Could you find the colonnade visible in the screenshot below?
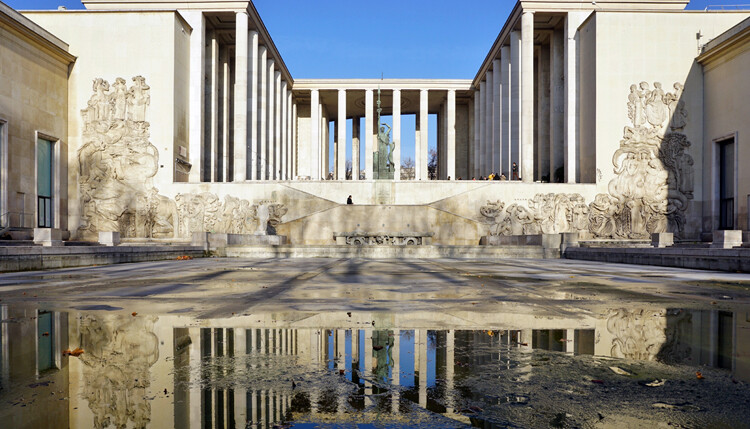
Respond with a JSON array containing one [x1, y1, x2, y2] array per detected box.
[[304, 87, 460, 181], [471, 11, 582, 183], [188, 11, 297, 183]]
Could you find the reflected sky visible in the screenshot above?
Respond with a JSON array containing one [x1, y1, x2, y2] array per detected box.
[[1, 306, 749, 428]]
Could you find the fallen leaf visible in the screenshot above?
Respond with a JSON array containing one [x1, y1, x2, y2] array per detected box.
[[131, 312, 137, 317], [41, 332, 50, 337], [591, 379, 604, 384], [696, 371, 704, 380], [609, 366, 632, 376], [63, 348, 84, 357]]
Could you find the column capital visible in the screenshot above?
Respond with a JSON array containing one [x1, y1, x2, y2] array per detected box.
[[235, 10, 249, 18]]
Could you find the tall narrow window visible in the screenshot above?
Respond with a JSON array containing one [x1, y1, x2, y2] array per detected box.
[[718, 138, 735, 230], [37, 138, 54, 228]]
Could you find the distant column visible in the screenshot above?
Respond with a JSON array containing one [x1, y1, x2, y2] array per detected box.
[[258, 46, 268, 180], [485, 71, 493, 175], [501, 45, 511, 177], [365, 89, 374, 180], [550, 29, 564, 182], [419, 89, 428, 180], [310, 89, 320, 180], [287, 91, 293, 179], [209, 30, 219, 182], [291, 101, 297, 179], [447, 89, 456, 180], [392, 89, 401, 181], [473, 92, 480, 178], [233, 13, 249, 182], [248, 31, 259, 180], [220, 44, 230, 182], [352, 116, 360, 180], [274, 70, 281, 179], [478, 80, 486, 176], [266, 60, 275, 179], [281, 80, 288, 180], [510, 31, 521, 178], [492, 58, 502, 174], [538, 42, 551, 182], [521, 11, 535, 183], [337, 89, 347, 180]]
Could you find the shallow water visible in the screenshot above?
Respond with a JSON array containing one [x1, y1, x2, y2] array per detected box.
[[1, 305, 749, 428]]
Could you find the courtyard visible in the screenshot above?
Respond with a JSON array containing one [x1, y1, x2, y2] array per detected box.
[[0, 258, 749, 427]]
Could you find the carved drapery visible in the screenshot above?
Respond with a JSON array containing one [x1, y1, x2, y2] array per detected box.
[[480, 82, 694, 239]]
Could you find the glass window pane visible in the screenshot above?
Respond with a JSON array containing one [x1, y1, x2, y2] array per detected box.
[[36, 138, 53, 198]]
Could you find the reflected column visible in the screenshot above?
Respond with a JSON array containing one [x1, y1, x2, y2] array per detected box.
[[364, 328, 373, 407], [445, 330, 455, 413], [234, 329, 247, 428], [417, 329, 428, 408], [392, 329, 400, 413], [188, 327, 201, 428]]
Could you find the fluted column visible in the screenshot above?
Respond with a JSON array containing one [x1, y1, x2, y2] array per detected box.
[[310, 89, 320, 180], [233, 13, 249, 181], [419, 89, 428, 180], [257, 46, 267, 180], [522, 11, 535, 183], [492, 59, 502, 174], [392, 89, 401, 181], [478, 80, 486, 176], [501, 45, 511, 177], [337, 89, 347, 180], [447, 89, 456, 180], [248, 31, 258, 180], [364, 90, 374, 180]]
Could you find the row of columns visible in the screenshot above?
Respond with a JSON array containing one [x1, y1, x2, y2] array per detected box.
[[472, 11, 579, 183], [188, 11, 297, 183], [309, 89, 456, 180]]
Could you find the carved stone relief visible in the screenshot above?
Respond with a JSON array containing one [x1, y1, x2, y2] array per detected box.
[[480, 82, 694, 240], [605, 308, 692, 362], [77, 76, 174, 240], [77, 314, 160, 428], [174, 192, 287, 237]]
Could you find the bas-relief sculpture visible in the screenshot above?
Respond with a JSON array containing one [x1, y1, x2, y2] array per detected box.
[[174, 193, 287, 236], [77, 76, 287, 240], [605, 308, 692, 362], [481, 82, 694, 239], [77, 314, 160, 429]]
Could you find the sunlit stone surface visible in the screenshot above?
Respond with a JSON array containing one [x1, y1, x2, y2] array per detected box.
[[1, 258, 749, 427]]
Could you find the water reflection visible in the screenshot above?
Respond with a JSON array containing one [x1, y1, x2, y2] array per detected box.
[[0, 306, 749, 428]]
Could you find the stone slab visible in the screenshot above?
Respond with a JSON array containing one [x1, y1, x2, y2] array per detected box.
[[33, 228, 63, 247], [651, 232, 674, 248], [225, 244, 554, 259], [99, 231, 121, 246], [711, 230, 743, 249]]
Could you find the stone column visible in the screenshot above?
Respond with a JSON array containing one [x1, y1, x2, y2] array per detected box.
[[447, 89, 456, 180], [445, 330, 455, 413], [510, 31, 521, 179], [291, 101, 297, 179], [187, 12, 205, 183], [337, 89, 347, 180], [234, 329, 247, 428], [188, 328, 202, 428], [233, 13, 249, 182], [419, 89, 429, 180], [538, 42, 551, 181], [417, 329, 428, 408], [281, 81, 288, 180], [392, 89, 401, 181], [485, 71, 494, 174], [266, 60, 275, 179], [392, 329, 401, 413], [258, 46, 268, 180], [564, 12, 582, 184], [473, 92, 480, 177], [365, 90, 374, 180], [248, 31, 259, 180], [274, 70, 281, 179], [551, 29, 564, 182], [493, 59, 502, 174], [221, 44, 230, 182], [478, 81, 485, 176], [209, 30, 219, 182], [501, 45, 511, 176], [352, 116, 360, 180], [521, 12, 535, 183], [310, 89, 320, 180]]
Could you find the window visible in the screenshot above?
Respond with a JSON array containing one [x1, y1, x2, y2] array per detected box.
[[37, 310, 56, 373], [36, 137, 54, 228], [718, 138, 735, 230]]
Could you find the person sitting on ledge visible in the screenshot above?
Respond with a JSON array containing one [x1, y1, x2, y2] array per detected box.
[[347, 195, 353, 205]]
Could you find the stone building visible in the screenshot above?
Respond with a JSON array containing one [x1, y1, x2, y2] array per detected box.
[[0, 2, 75, 238], [4, 0, 749, 245]]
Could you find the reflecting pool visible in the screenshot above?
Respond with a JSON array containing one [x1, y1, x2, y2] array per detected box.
[[1, 305, 749, 428]]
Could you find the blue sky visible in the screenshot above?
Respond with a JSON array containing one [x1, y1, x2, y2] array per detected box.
[[8, 0, 748, 171]]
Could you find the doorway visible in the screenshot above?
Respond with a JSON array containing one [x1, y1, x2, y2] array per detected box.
[[718, 138, 735, 230]]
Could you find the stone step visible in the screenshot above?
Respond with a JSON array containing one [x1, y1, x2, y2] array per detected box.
[[225, 244, 559, 259]]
